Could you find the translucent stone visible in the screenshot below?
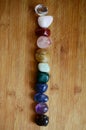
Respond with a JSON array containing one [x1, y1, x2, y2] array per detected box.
[[37, 36, 52, 48], [35, 103, 48, 114], [35, 4, 48, 16]]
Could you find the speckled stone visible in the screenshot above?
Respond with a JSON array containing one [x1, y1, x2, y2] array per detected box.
[[35, 49, 49, 63], [37, 71, 50, 83]]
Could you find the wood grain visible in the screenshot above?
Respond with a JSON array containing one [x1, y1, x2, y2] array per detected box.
[[0, 0, 86, 130]]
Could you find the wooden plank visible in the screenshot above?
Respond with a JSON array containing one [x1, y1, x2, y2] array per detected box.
[[0, 0, 86, 130]]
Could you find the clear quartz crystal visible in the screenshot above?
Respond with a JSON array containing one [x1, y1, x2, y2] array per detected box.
[[35, 4, 48, 16]]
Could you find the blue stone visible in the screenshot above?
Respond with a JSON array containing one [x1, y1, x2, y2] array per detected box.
[[36, 83, 48, 93], [34, 93, 49, 102]]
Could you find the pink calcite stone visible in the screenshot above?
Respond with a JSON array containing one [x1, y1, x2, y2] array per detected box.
[[37, 36, 52, 48]]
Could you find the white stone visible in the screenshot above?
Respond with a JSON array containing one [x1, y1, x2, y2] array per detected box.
[[38, 63, 50, 73], [38, 16, 53, 28]]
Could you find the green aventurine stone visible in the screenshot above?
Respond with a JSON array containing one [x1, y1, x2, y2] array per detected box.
[[37, 71, 49, 83]]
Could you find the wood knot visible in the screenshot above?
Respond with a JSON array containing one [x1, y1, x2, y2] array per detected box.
[[50, 84, 59, 91], [60, 45, 69, 55], [74, 86, 82, 94], [16, 105, 23, 112], [6, 90, 16, 97]]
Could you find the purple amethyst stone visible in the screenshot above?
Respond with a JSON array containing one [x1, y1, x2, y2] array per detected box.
[[35, 103, 48, 114]]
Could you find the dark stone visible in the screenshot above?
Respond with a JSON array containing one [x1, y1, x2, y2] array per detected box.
[[35, 114, 49, 126], [37, 71, 50, 83], [36, 28, 51, 37]]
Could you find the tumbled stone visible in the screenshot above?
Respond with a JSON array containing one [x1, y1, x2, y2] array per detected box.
[[37, 36, 52, 48], [38, 16, 53, 28], [35, 28, 51, 37], [35, 49, 49, 63], [35, 114, 49, 126], [34, 93, 49, 102], [35, 4, 48, 16], [38, 63, 50, 73], [35, 103, 48, 114], [36, 83, 48, 93], [37, 71, 50, 83]]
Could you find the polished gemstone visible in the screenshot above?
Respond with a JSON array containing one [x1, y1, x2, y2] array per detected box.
[[38, 16, 53, 28], [34, 93, 49, 102], [35, 103, 48, 114], [37, 36, 52, 48], [36, 28, 50, 37], [36, 83, 48, 93], [35, 114, 49, 126], [35, 4, 48, 16], [38, 63, 50, 73], [37, 71, 49, 83], [35, 49, 49, 63]]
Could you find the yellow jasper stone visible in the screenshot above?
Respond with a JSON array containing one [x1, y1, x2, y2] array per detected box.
[[35, 49, 49, 62]]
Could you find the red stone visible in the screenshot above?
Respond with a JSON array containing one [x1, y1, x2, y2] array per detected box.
[[35, 28, 51, 37]]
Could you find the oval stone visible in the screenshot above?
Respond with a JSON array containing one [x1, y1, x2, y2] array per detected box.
[[37, 71, 50, 83], [34, 93, 49, 102], [36, 28, 51, 37], [35, 103, 48, 114], [37, 36, 52, 48], [35, 49, 49, 63], [36, 83, 48, 93], [38, 63, 50, 73], [35, 114, 49, 126]]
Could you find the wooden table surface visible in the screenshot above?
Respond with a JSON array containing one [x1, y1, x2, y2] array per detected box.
[[0, 0, 86, 130]]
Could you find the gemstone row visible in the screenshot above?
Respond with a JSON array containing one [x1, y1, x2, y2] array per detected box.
[[34, 4, 53, 126]]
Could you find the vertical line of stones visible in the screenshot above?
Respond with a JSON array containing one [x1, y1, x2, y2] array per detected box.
[[34, 4, 53, 126]]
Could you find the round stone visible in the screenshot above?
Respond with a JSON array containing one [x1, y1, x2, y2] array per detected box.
[[38, 16, 53, 28], [38, 63, 50, 73], [35, 114, 49, 126], [37, 36, 52, 48], [35, 4, 48, 16], [35, 49, 49, 63], [35, 28, 51, 37], [34, 93, 49, 102], [37, 71, 50, 83], [36, 83, 48, 93], [35, 103, 48, 114]]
